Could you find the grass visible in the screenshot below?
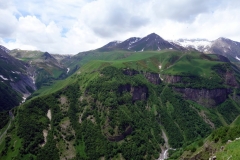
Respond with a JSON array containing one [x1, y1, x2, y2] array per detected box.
[[231, 116, 240, 126], [0, 121, 23, 160], [9, 49, 44, 61], [161, 53, 223, 77], [216, 140, 240, 160], [30, 49, 229, 108], [75, 136, 87, 158]]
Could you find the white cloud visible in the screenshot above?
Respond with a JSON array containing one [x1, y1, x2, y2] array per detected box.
[[1, 0, 240, 54], [0, 9, 18, 37]]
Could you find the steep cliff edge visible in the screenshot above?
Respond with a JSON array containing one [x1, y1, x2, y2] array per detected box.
[[162, 75, 182, 84], [123, 68, 161, 85], [173, 87, 230, 107], [118, 84, 148, 102]]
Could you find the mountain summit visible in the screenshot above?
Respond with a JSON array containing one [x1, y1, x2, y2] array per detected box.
[[100, 33, 185, 51]]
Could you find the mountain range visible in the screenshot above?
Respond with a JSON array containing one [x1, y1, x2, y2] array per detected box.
[[1, 33, 240, 160]]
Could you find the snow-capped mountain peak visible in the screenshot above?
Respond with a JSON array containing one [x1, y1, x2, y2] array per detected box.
[[171, 39, 212, 52]]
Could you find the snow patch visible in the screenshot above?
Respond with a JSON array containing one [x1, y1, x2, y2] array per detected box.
[[236, 56, 240, 61], [67, 68, 70, 74], [0, 75, 8, 80], [171, 39, 211, 52], [22, 97, 26, 103], [21, 94, 29, 104], [129, 38, 141, 46], [158, 46, 161, 51], [30, 75, 35, 84], [140, 48, 144, 52]]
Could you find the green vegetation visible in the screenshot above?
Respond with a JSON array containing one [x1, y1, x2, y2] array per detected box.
[[0, 111, 9, 129], [1, 48, 240, 159], [0, 82, 22, 111]]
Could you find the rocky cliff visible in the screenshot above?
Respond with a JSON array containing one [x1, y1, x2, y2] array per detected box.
[[162, 75, 182, 83], [118, 84, 148, 102], [123, 69, 161, 85], [224, 71, 239, 87], [174, 87, 230, 107], [143, 72, 161, 85], [105, 126, 133, 142]]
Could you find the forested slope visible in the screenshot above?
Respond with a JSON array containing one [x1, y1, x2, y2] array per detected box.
[[1, 50, 240, 160]]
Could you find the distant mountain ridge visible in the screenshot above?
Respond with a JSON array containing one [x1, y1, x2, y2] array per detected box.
[[99, 33, 185, 51], [172, 37, 240, 61], [99, 33, 240, 63], [0, 45, 36, 111]]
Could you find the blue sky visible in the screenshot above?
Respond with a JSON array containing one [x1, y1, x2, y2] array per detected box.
[[0, 0, 240, 54]]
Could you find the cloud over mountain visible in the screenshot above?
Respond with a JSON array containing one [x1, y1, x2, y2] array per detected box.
[[0, 0, 240, 54]]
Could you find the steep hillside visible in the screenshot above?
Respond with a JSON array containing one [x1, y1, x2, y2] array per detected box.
[[173, 37, 240, 63], [0, 45, 36, 111], [178, 115, 240, 160], [64, 33, 185, 75], [9, 49, 69, 88], [1, 49, 240, 160], [209, 37, 240, 62]]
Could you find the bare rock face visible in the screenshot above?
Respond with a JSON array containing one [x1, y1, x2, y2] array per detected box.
[[174, 88, 230, 107], [10, 74, 36, 96], [132, 86, 148, 101], [225, 71, 239, 87], [118, 84, 148, 102], [143, 72, 161, 85], [163, 75, 182, 83], [123, 69, 139, 76], [123, 69, 161, 85], [106, 126, 133, 142]]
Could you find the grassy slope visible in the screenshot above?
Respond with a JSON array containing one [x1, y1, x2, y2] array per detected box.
[[47, 50, 228, 99]]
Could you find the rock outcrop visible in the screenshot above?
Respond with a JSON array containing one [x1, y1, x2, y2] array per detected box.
[[224, 71, 239, 87], [174, 87, 231, 107], [143, 72, 161, 85], [123, 69, 139, 76], [106, 126, 133, 142], [118, 84, 148, 102], [162, 75, 182, 84], [10, 74, 36, 96], [123, 69, 161, 85]]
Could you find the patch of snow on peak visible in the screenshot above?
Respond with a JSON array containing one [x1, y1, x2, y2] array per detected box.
[[128, 38, 141, 46], [0, 75, 8, 80], [171, 39, 212, 52], [236, 56, 240, 61], [67, 68, 70, 74], [139, 48, 144, 52], [113, 40, 122, 43]]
